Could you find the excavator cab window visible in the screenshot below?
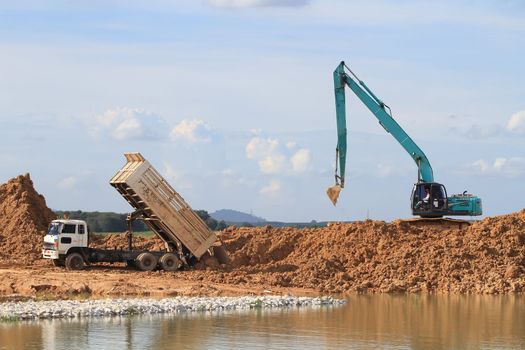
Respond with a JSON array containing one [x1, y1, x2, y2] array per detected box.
[[412, 183, 447, 215]]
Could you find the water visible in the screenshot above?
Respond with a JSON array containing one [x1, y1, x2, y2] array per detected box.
[[1, 295, 524, 350]]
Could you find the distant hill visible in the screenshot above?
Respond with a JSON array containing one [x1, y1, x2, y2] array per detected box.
[[210, 209, 266, 224]]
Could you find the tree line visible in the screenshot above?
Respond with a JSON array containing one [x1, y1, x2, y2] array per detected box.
[[55, 210, 227, 232]]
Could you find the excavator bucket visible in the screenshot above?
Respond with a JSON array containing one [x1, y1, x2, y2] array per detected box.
[[326, 184, 342, 206]]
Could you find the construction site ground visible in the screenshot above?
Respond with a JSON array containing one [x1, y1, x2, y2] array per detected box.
[[0, 264, 320, 300], [1, 174, 524, 300]]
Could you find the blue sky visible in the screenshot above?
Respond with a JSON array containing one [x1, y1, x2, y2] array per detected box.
[[0, 0, 524, 221]]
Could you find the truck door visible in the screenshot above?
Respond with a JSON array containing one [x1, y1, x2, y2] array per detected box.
[[59, 223, 78, 254], [77, 223, 88, 247]]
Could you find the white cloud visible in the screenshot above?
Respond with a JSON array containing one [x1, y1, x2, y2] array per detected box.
[[207, 0, 309, 9], [507, 110, 525, 134], [449, 110, 525, 139], [259, 154, 286, 173], [246, 136, 312, 174], [57, 176, 77, 190], [260, 180, 282, 197], [291, 148, 311, 172], [246, 137, 286, 174], [464, 157, 525, 178], [170, 118, 213, 143], [94, 107, 168, 141]]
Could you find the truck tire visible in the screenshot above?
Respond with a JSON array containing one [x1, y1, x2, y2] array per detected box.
[[135, 252, 158, 271], [159, 253, 181, 272], [52, 259, 65, 267], [65, 253, 85, 270]]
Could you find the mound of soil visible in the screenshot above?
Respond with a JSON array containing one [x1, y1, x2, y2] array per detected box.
[[90, 234, 165, 251], [197, 210, 525, 294], [0, 174, 56, 264]]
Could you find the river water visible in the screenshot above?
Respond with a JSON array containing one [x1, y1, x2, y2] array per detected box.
[[1, 295, 524, 350]]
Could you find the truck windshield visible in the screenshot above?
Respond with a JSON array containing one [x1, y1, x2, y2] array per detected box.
[[48, 222, 61, 235]]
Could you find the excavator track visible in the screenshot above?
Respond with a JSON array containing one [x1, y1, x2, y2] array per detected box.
[[396, 217, 473, 230]]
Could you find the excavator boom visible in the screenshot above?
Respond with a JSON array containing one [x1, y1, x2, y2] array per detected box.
[[327, 61, 482, 217], [328, 61, 434, 205]]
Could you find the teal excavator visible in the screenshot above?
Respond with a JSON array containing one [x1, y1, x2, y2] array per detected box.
[[327, 61, 482, 218]]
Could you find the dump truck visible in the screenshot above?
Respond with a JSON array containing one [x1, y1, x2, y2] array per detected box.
[[42, 152, 228, 270]]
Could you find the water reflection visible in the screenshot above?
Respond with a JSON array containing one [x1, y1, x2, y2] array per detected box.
[[1, 295, 524, 350]]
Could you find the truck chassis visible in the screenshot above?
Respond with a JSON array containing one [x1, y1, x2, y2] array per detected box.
[[50, 246, 183, 271]]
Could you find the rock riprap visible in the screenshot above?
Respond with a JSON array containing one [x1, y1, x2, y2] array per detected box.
[[0, 296, 345, 320]]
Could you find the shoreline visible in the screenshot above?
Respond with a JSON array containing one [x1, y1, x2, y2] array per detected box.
[[1, 265, 524, 303], [0, 295, 346, 321]]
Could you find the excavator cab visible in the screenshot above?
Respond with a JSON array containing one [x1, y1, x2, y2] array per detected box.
[[411, 182, 448, 217]]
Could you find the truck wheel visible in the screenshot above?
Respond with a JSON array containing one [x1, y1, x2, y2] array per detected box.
[[52, 259, 65, 267], [65, 253, 85, 270], [135, 252, 158, 271], [159, 253, 181, 272]]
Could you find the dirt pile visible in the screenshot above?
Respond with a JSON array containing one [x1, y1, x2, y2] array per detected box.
[[0, 174, 56, 264], [90, 234, 165, 251], [198, 211, 525, 294]]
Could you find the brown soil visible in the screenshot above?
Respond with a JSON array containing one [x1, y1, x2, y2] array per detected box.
[[0, 173, 524, 299], [209, 212, 525, 294], [0, 174, 56, 264], [89, 234, 165, 251]]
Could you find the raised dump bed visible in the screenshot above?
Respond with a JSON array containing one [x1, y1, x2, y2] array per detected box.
[[110, 153, 218, 259]]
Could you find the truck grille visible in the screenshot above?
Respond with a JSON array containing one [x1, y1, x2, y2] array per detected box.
[[43, 242, 55, 250]]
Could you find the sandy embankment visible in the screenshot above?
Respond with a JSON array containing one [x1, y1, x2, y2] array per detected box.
[[0, 174, 524, 300]]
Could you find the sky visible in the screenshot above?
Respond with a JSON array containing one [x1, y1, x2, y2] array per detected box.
[[0, 0, 524, 222]]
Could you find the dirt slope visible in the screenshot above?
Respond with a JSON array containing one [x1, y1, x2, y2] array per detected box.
[[0, 174, 56, 264], [207, 212, 525, 294]]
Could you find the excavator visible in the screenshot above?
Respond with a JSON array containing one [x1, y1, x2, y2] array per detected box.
[[327, 61, 482, 218]]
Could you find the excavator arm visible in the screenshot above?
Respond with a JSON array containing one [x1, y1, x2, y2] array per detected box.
[[327, 61, 434, 205]]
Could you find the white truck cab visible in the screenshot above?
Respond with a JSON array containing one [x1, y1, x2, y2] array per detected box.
[[42, 219, 89, 263]]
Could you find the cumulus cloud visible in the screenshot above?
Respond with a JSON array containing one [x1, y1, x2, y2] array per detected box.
[[94, 107, 168, 141], [507, 110, 525, 134], [244, 137, 309, 200], [170, 118, 213, 143], [207, 0, 309, 9], [451, 110, 525, 139], [259, 180, 282, 197], [246, 137, 286, 174], [464, 157, 525, 178], [291, 148, 311, 172], [246, 136, 311, 174]]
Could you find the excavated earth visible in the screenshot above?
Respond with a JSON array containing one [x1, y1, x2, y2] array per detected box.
[[0, 173, 524, 299], [0, 174, 56, 264]]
